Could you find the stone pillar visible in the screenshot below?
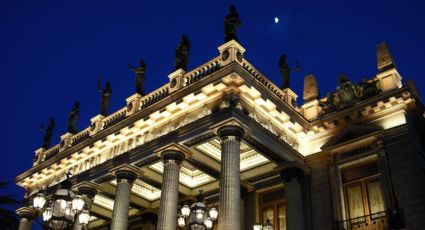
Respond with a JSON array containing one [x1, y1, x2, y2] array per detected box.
[[242, 190, 256, 229], [16, 207, 35, 230], [73, 186, 98, 230], [156, 150, 185, 230], [217, 125, 245, 230], [111, 170, 137, 230], [280, 167, 305, 230]]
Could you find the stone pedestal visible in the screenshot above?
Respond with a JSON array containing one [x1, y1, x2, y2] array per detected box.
[[60, 132, 74, 151], [376, 68, 402, 92], [126, 93, 143, 116], [217, 40, 246, 67], [111, 170, 137, 230], [156, 150, 185, 230], [168, 69, 186, 93], [301, 99, 319, 120], [33, 148, 46, 166], [89, 114, 105, 136], [282, 88, 298, 108], [217, 125, 245, 230]]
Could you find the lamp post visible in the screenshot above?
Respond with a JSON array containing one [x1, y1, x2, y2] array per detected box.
[[253, 218, 273, 230], [32, 175, 92, 229], [177, 191, 218, 230]]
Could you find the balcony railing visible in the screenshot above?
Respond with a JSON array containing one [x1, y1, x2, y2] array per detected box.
[[336, 211, 388, 230]]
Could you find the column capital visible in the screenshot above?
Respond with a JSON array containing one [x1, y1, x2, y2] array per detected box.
[[155, 143, 192, 160], [73, 181, 101, 199], [78, 186, 98, 199], [161, 150, 185, 165], [110, 165, 143, 183], [16, 207, 36, 220], [115, 170, 138, 183], [217, 125, 245, 140], [275, 161, 309, 183]]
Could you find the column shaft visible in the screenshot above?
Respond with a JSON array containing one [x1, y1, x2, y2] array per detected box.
[[111, 171, 137, 230], [16, 207, 35, 230], [285, 177, 304, 230], [73, 216, 82, 230], [156, 151, 184, 230], [218, 126, 244, 230], [156, 161, 181, 230], [73, 187, 97, 230], [18, 218, 32, 230]]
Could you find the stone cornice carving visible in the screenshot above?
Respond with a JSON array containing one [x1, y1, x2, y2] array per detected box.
[[16, 43, 420, 192]]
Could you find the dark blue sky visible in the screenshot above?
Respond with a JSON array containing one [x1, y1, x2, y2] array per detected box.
[[1, 0, 424, 217]]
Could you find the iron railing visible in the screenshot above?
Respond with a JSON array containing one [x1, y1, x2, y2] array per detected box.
[[336, 211, 388, 230]]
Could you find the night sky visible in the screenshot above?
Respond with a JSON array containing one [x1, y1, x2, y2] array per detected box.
[[1, 0, 424, 223]]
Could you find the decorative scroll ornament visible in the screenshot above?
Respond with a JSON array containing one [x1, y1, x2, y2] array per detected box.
[[320, 74, 381, 113]]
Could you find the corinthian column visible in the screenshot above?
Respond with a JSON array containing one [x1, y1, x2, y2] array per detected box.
[[16, 207, 35, 230], [73, 186, 98, 230], [156, 150, 185, 230], [217, 125, 245, 230], [111, 170, 137, 230]]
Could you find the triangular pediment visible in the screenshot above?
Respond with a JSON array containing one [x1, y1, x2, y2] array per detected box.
[[321, 125, 382, 150]]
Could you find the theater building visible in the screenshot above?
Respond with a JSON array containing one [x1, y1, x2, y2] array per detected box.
[[14, 39, 425, 230]]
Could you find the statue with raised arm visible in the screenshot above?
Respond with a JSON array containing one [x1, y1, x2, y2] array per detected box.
[[41, 117, 55, 149], [68, 101, 80, 134], [128, 59, 147, 96], [278, 54, 301, 89], [97, 76, 112, 116], [223, 5, 242, 42], [175, 35, 191, 71]]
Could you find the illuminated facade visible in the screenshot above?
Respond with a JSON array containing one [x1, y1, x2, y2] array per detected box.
[[15, 40, 425, 230]]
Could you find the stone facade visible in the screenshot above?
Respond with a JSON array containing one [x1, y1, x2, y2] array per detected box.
[[15, 40, 425, 230]]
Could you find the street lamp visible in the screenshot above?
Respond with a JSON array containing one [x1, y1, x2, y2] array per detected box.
[[253, 218, 273, 230], [33, 174, 92, 229], [178, 190, 218, 230]]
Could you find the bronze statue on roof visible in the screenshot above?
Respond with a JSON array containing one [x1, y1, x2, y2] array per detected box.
[[97, 76, 112, 116], [41, 117, 55, 149], [278, 54, 300, 89], [68, 101, 80, 134], [175, 35, 191, 71], [128, 59, 147, 96], [223, 5, 242, 42]]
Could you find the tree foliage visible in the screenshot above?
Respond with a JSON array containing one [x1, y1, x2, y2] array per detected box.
[[0, 180, 20, 230]]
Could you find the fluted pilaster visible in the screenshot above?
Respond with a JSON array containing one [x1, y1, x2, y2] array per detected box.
[[280, 166, 305, 230], [217, 125, 244, 230], [156, 150, 185, 230], [111, 170, 137, 230]]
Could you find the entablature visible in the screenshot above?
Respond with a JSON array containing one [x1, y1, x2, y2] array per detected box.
[[16, 41, 420, 193]]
